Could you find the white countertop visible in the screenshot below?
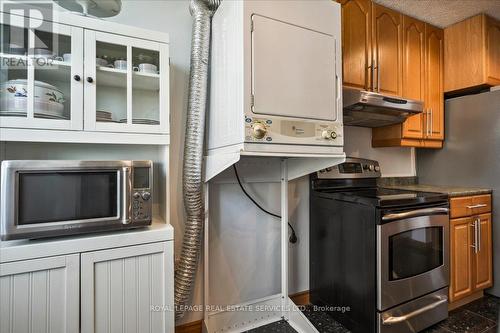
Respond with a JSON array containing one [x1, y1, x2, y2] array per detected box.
[[0, 219, 173, 263]]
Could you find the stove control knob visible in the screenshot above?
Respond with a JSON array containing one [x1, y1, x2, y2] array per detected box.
[[363, 164, 369, 170], [330, 131, 337, 139], [321, 130, 331, 139], [374, 165, 380, 172], [141, 192, 151, 201], [252, 123, 267, 139], [369, 165, 375, 171], [133, 192, 141, 199]]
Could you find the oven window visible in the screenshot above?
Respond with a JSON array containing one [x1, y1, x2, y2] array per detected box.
[[18, 171, 118, 225], [389, 227, 443, 281]]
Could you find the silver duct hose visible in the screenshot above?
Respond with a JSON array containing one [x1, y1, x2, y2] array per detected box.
[[175, 0, 221, 320]]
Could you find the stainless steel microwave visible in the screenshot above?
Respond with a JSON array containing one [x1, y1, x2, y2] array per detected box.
[[0, 160, 153, 240]]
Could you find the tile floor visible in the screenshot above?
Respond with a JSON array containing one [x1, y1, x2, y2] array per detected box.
[[248, 294, 500, 333]]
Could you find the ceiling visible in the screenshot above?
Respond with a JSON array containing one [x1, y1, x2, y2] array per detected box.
[[373, 0, 500, 28]]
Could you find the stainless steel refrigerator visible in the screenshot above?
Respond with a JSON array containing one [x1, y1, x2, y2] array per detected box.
[[417, 88, 500, 296]]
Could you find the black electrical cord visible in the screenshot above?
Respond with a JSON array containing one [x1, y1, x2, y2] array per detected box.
[[233, 165, 298, 244]]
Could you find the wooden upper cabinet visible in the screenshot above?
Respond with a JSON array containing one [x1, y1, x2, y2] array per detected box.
[[486, 16, 500, 84], [444, 14, 500, 94], [339, 0, 372, 90], [401, 16, 425, 139], [372, 4, 402, 97], [425, 24, 444, 140]]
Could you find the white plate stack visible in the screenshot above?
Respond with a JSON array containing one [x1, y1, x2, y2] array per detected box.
[[119, 118, 160, 125], [96, 110, 118, 122]]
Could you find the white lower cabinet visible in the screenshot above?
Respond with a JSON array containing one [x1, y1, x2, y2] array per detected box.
[[0, 241, 174, 333], [81, 242, 174, 333], [0, 254, 80, 333]]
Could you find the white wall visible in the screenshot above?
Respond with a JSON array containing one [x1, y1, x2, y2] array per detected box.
[[344, 126, 416, 177], [102, 0, 416, 325]]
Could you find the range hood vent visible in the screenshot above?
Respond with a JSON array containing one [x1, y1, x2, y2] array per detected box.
[[343, 88, 423, 128]]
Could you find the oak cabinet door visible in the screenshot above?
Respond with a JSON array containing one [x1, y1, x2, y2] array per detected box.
[[339, 0, 372, 90], [425, 24, 444, 140], [486, 17, 500, 84], [372, 4, 402, 96], [450, 217, 473, 302], [473, 213, 493, 290], [402, 15, 425, 139]]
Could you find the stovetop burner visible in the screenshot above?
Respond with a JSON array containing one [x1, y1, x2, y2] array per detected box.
[[311, 157, 449, 208], [315, 186, 448, 208]]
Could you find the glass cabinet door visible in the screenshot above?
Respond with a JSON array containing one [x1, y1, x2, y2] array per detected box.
[[0, 15, 83, 130], [84, 30, 168, 134]]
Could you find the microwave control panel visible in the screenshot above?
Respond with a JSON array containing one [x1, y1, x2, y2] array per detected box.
[[244, 115, 342, 146], [132, 190, 152, 222]]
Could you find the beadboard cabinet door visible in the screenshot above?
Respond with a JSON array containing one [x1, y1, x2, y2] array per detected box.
[[81, 241, 174, 333], [0, 254, 80, 333]]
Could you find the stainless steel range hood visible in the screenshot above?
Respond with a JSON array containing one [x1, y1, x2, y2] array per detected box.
[[343, 88, 423, 128]]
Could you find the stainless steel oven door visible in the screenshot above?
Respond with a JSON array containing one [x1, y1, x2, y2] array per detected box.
[[377, 207, 449, 311]]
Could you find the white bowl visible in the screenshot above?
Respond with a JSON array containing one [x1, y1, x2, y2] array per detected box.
[[1, 79, 65, 104]]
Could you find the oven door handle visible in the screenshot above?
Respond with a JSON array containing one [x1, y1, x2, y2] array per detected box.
[[382, 207, 449, 222], [382, 298, 448, 325], [382, 297, 448, 325]]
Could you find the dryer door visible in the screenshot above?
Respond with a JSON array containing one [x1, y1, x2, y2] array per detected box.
[[251, 14, 339, 121]]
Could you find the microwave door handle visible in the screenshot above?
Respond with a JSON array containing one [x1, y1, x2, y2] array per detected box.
[[382, 207, 449, 222], [122, 167, 132, 225]]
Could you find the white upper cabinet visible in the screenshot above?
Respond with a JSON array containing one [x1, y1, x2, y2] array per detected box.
[[84, 31, 169, 134], [0, 17, 84, 130], [0, 7, 169, 144]]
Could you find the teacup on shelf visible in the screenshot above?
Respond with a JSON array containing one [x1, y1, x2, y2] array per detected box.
[[133, 63, 158, 74]]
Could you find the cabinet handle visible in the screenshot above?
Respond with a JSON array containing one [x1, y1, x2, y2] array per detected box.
[[86, 77, 94, 83], [466, 204, 487, 209], [73, 75, 81, 82], [471, 219, 479, 254], [477, 217, 482, 253], [377, 63, 380, 93], [430, 108, 433, 136], [426, 109, 430, 137], [367, 65, 372, 91]]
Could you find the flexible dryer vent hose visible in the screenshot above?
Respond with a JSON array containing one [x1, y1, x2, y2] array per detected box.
[[175, 0, 221, 320]]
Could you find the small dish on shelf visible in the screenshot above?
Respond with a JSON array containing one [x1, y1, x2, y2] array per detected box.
[[119, 118, 160, 125]]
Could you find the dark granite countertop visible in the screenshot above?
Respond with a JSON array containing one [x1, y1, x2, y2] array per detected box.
[[381, 184, 492, 198]]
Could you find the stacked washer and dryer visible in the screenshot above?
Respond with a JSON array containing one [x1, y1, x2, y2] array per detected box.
[[201, 1, 345, 332]]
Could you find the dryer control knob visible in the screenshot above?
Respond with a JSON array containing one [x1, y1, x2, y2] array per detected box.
[[253, 123, 267, 139]]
